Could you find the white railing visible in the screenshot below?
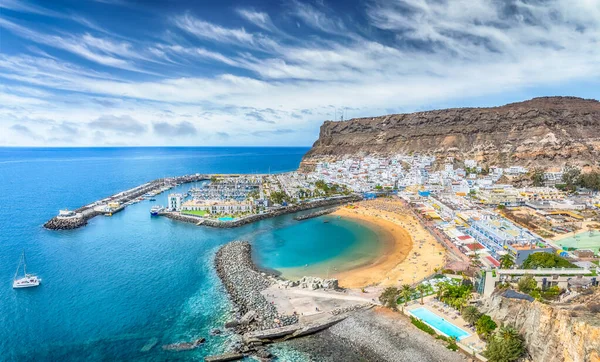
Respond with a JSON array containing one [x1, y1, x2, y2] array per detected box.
[[495, 268, 591, 275]]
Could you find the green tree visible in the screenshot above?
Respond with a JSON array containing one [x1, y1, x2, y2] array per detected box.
[[485, 326, 526, 362], [499, 254, 515, 269], [578, 171, 600, 191], [269, 191, 289, 205], [562, 166, 581, 192], [436, 281, 448, 299], [461, 306, 482, 325], [416, 284, 427, 305], [517, 275, 538, 293], [476, 315, 498, 340], [521, 252, 576, 269], [378, 287, 400, 310], [401, 284, 414, 307], [530, 168, 545, 187]]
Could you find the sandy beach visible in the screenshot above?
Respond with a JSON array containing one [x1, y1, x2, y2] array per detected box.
[[331, 199, 446, 289]]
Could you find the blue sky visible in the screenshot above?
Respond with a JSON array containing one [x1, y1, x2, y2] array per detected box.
[[1, 0, 599, 146]]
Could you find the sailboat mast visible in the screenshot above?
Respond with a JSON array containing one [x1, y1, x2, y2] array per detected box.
[[22, 252, 27, 276], [14, 253, 23, 280]]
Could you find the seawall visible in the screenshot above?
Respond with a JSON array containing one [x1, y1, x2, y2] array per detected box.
[[214, 241, 298, 333], [293, 207, 339, 221], [164, 195, 362, 228]]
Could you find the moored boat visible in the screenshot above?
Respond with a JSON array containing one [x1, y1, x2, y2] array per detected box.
[[150, 205, 164, 216], [13, 252, 41, 289]]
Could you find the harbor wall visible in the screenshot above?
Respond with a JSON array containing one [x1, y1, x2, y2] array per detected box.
[[44, 174, 208, 230], [293, 207, 339, 221], [164, 195, 362, 228]]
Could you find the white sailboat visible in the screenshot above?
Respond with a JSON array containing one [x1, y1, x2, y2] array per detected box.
[[13, 252, 41, 289]]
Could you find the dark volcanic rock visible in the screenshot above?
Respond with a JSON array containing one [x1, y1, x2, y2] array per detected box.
[[214, 241, 298, 333], [302, 97, 600, 169]]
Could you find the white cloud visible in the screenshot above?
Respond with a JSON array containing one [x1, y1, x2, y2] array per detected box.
[[1, 0, 599, 146], [235, 8, 276, 32]]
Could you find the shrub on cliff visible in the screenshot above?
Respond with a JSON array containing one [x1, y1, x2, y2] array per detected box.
[[461, 306, 482, 325], [484, 326, 526, 362], [517, 275, 538, 293], [379, 287, 400, 310], [476, 314, 497, 340]]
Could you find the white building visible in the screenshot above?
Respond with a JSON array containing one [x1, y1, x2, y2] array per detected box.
[[168, 193, 183, 211], [465, 159, 477, 168], [181, 199, 253, 214]]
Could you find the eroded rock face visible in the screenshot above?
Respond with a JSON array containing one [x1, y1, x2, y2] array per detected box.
[[480, 292, 600, 362], [302, 97, 600, 169]]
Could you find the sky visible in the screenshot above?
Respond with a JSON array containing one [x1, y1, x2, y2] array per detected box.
[[0, 0, 599, 147]]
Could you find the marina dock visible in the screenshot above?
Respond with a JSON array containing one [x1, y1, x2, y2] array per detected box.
[[44, 174, 209, 230]]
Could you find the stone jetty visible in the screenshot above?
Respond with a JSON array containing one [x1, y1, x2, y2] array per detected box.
[[293, 207, 338, 221], [215, 241, 298, 333], [43, 213, 94, 230]]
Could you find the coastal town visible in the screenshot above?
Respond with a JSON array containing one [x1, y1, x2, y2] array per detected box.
[[42, 153, 600, 361]]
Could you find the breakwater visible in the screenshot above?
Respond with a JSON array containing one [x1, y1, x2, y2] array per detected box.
[[215, 241, 298, 333], [213, 241, 376, 361], [164, 195, 362, 229], [44, 174, 208, 230], [293, 207, 339, 221]]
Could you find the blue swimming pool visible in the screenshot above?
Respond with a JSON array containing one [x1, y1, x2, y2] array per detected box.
[[409, 307, 470, 340], [218, 216, 234, 221]]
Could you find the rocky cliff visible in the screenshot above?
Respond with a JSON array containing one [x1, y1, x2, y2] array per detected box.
[[481, 290, 600, 362], [302, 97, 600, 169]]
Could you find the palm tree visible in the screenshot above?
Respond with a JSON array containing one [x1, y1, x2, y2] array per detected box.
[[499, 326, 520, 340], [499, 254, 515, 269], [401, 284, 413, 307], [436, 281, 448, 300], [417, 284, 427, 305]]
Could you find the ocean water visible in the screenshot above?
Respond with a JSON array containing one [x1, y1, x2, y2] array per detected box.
[[0, 147, 381, 361]]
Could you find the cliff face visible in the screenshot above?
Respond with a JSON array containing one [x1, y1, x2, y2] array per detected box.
[[302, 97, 600, 169], [481, 292, 600, 362]]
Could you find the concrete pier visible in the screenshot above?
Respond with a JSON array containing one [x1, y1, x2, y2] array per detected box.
[[44, 174, 209, 230]]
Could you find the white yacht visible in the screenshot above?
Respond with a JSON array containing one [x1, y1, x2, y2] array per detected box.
[[13, 252, 41, 289], [150, 205, 164, 216]]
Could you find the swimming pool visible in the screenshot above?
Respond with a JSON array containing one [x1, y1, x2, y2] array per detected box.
[[218, 216, 235, 221], [409, 307, 470, 340]]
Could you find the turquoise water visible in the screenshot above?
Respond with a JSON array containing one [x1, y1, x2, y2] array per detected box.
[[557, 231, 600, 253], [254, 215, 384, 279], [409, 307, 470, 340], [218, 216, 235, 221], [0, 147, 381, 361]]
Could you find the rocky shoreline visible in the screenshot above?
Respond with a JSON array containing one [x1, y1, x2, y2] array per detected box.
[[215, 241, 298, 334], [43, 214, 93, 230], [293, 207, 338, 221], [277, 308, 468, 362], [164, 195, 361, 229]]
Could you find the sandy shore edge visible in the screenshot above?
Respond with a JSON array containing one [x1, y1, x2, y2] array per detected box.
[[331, 201, 446, 289]]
